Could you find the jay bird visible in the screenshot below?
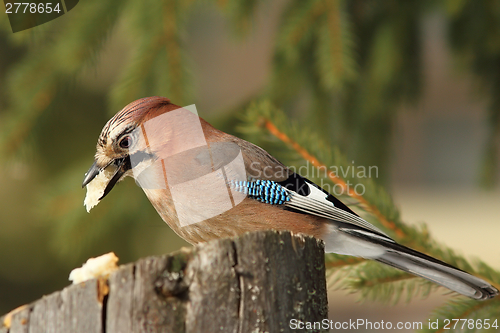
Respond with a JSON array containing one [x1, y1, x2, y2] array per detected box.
[[82, 96, 498, 300]]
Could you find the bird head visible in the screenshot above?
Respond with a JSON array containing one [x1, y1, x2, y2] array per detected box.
[[82, 96, 183, 200]]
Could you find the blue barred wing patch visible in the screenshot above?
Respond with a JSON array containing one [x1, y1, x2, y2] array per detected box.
[[229, 180, 291, 205]]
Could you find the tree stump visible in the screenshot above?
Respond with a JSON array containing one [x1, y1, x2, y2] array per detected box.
[[1, 230, 328, 333]]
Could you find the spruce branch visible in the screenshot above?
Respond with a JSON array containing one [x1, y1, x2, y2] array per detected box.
[[0, 0, 125, 159], [260, 106, 406, 239], [214, 0, 261, 36], [276, 0, 323, 59], [110, 0, 192, 111], [345, 261, 437, 304], [315, 0, 357, 90]]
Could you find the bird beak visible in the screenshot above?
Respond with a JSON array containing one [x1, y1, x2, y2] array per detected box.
[[82, 157, 129, 200], [82, 161, 100, 188]]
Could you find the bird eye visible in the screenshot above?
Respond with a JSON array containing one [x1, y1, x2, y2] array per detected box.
[[119, 136, 133, 149]]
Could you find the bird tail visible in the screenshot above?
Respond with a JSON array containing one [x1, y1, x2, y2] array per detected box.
[[373, 242, 498, 300], [334, 228, 498, 300]]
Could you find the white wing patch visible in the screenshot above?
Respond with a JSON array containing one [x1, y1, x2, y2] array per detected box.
[[283, 184, 394, 242], [305, 182, 329, 202]]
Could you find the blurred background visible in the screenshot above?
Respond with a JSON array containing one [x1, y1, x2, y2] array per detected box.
[[1, 0, 499, 331]]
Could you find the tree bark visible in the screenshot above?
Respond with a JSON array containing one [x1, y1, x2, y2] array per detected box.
[[1, 230, 328, 333]]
